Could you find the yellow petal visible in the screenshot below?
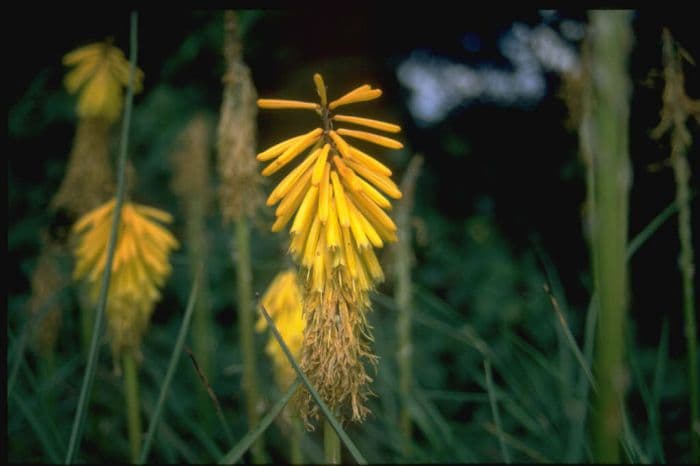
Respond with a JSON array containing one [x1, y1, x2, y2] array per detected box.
[[361, 246, 385, 282], [313, 73, 327, 106], [311, 144, 330, 186], [303, 214, 322, 268], [274, 168, 313, 219], [348, 197, 383, 248], [257, 135, 306, 162], [133, 204, 174, 223], [325, 196, 341, 250], [63, 42, 103, 66], [332, 155, 361, 192], [337, 128, 403, 149], [266, 147, 319, 206], [257, 99, 320, 110], [357, 176, 392, 210], [348, 146, 392, 177], [262, 128, 322, 176], [333, 114, 401, 133], [331, 171, 350, 227], [345, 158, 402, 199], [318, 163, 331, 223], [327, 130, 354, 159], [290, 185, 318, 236], [345, 196, 370, 250], [329, 87, 381, 110], [350, 190, 397, 233]]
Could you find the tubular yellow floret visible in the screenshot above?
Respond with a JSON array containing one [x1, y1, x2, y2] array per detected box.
[[351, 201, 383, 248], [337, 128, 404, 149], [345, 158, 402, 199], [333, 114, 401, 133], [266, 147, 319, 206], [275, 169, 313, 218], [326, 198, 341, 249], [348, 146, 392, 177], [357, 176, 392, 210], [257, 99, 320, 110], [351, 191, 397, 233], [345, 196, 370, 250], [328, 130, 354, 159], [312, 144, 330, 186], [318, 163, 331, 223], [329, 86, 382, 110], [262, 128, 323, 176], [331, 171, 350, 227], [291, 185, 319, 236], [303, 214, 322, 268], [333, 155, 361, 192], [257, 135, 305, 161], [313, 73, 327, 107]]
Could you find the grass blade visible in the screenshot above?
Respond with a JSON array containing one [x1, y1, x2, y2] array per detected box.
[[138, 269, 201, 464], [627, 199, 680, 260], [64, 11, 139, 464], [485, 360, 511, 463], [219, 378, 302, 464], [258, 303, 368, 464], [12, 392, 61, 463]]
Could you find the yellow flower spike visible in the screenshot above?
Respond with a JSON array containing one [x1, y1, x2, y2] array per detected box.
[[333, 114, 401, 133], [63, 40, 144, 123], [313, 73, 328, 107], [257, 99, 321, 110], [337, 128, 404, 150], [312, 144, 331, 186], [348, 146, 392, 177], [71, 198, 178, 358], [266, 146, 320, 206], [318, 163, 331, 223], [331, 171, 351, 227], [256, 73, 404, 426]]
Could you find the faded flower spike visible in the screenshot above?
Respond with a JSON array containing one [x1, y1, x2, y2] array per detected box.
[[63, 40, 144, 123], [72, 198, 178, 361], [256, 269, 305, 389], [257, 73, 403, 426]]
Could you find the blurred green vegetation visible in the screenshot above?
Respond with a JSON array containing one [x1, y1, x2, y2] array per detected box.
[[8, 9, 698, 464]]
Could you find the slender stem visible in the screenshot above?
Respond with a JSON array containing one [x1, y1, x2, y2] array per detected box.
[[290, 415, 303, 464], [581, 10, 634, 463], [123, 351, 142, 464], [64, 11, 138, 464], [324, 418, 341, 464], [395, 155, 423, 454], [79, 289, 95, 353], [235, 215, 264, 463]]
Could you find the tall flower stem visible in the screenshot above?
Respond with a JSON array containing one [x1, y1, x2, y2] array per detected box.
[[324, 418, 341, 464], [580, 10, 634, 463], [64, 11, 139, 464], [653, 28, 699, 463], [290, 416, 303, 464], [395, 155, 423, 455], [235, 215, 264, 463], [122, 350, 142, 464]]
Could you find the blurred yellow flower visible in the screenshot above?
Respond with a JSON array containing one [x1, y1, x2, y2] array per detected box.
[[63, 40, 144, 123], [257, 74, 403, 425], [256, 269, 305, 389], [72, 198, 178, 358]]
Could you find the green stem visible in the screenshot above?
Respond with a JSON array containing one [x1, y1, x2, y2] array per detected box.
[[290, 415, 303, 464], [79, 289, 95, 353], [235, 216, 264, 463], [64, 11, 139, 464], [324, 418, 341, 464], [123, 351, 142, 464], [395, 155, 423, 455], [581, 10, 634, 463]]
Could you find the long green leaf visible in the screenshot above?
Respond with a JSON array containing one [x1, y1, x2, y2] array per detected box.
[[485, 360, 511, 463], [138, 269, 201, 464], [12, 392, 61, 463], [64, 11, 139, 464], [219, 379, 301, 465], [257, 303, 368, 464]]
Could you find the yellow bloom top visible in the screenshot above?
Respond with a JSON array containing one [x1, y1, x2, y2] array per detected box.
[[256, 269, 305, 389], [72, 198, 178, 357], [63, 40, 144, 123], [257, 73, 403, 295]]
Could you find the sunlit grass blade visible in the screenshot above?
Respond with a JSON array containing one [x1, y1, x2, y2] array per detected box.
[[219, 378, 302, 465], [138, 269, 201, 464], [65, 11, 139, 464], [484, 360, 511, 463], [257, 303, 368, 465]]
